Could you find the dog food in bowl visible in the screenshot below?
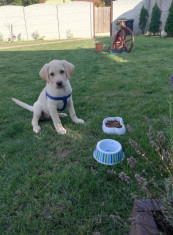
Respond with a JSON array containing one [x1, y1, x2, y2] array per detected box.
[[105, 120, 122, 128], [102, 117, 126, 135]]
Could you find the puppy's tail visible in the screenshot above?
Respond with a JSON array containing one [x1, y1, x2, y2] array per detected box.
[[12, 98, 33, 112]]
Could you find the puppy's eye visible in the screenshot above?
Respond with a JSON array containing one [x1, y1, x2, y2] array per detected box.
[[60, 70, 64, 74], [50, 72, 54, 76]]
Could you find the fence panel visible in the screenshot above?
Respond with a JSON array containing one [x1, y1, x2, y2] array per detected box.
[[94, 7, 111, 36], [0, 2, 93, 41]]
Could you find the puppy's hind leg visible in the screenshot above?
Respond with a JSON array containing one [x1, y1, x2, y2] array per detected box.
[[32, 102, 42, 133]]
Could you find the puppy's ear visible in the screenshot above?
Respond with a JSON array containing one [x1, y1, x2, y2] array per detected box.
[[61, 60, 75, 79], [39, 63, 50, 83]]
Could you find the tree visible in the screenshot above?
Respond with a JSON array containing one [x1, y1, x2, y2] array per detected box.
[[22, 0, 41, 6], [139, 5, 149, 34], [0, 0, 14, 5], [149, 3, 161, 35], [165, 0, 173, 37], [101, 0, 111, 7], [0, 0, 41, 5]]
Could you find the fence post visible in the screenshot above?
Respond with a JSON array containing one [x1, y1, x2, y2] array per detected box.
[[90, 3, 93, 38], [93, 3, 95, 37], [23, 6, 28, 40], [111, 1, 113, 36], [56, 5, 60, 39]]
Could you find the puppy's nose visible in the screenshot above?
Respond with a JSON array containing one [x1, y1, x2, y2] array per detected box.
[[56, 81, 63, 87]]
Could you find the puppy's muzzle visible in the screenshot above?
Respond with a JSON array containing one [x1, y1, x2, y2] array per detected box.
[[56, 81, 63, 88]]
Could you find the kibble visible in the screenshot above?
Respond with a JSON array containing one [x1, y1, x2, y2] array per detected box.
[[105, 120, 122, 128]]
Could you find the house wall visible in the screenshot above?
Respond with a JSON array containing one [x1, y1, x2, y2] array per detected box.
[[112, 0, 172, 35], [112, 0, 146, 35], [0, 2, 93, 41]]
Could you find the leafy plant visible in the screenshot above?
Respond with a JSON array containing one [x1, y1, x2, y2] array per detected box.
[[165, 1, 173, 37], [139, 6, 149, 34], [0, 33, 3, 42], [66, 29, 73, 39], [6, 24, 15, 42], [31, 31, 45, 40], [101, 0, 111, 7], [31, 31, 39, 40], [118, 117, 173, 233], [17, 33, 22, 41], [0, 0, 41, 6], [161, 177, 173, 229], [149, 3, 161, 35]]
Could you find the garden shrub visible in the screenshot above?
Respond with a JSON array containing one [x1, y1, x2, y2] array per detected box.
[[0, 33, 3, 42], [165, 1, 173, 37], [116, 116, 173, 233], [139, 6, 149, 34], [149, 3, 161, 35]]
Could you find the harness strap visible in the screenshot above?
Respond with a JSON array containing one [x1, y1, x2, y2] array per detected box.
[[46, 91, 72, 111]]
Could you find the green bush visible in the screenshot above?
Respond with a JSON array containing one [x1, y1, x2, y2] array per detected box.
[[165, 1, 173, 37], [0, 0, 41, 6], [149, 3, 161, 35], [139, 6, 149, 34]]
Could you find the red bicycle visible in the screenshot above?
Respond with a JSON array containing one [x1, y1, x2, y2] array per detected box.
[[109, 19, 134, 54]]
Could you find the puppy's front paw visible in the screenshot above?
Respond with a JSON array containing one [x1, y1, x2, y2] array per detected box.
[[33, 125, 41, 133], [73, 118, 85, 124], [55, 123, 67, 134], [59, 113, 68, 118]]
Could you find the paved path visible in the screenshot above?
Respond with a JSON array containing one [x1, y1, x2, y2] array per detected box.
[[0, 38, 92, 50]]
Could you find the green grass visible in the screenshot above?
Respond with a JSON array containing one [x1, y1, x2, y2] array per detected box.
[[0, 36, 173, 234]]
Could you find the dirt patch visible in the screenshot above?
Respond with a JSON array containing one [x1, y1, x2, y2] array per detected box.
[[0, 38, 91, 50], [51, 148, 71, 158], [60, 149, 71, 158]]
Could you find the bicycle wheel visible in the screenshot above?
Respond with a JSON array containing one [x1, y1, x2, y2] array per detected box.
[[114, 27, 134, 53]]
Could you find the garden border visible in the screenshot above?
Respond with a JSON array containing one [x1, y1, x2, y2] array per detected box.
[[0, 38, 92, 50]]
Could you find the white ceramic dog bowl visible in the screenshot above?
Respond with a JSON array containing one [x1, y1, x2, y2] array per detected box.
[[93, 139, 125, 165], [102, 117, 126, 135]]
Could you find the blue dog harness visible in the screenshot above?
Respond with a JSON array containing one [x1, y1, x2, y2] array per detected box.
[[46, 91, 72, 111]]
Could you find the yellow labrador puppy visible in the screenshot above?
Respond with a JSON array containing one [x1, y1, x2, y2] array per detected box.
[[12, 60, 84, 134]]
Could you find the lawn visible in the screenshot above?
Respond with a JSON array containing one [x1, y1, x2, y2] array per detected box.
[[0, 36, 173, 234]]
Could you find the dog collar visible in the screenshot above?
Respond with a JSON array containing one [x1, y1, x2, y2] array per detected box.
[[46, 91, 72, 111]]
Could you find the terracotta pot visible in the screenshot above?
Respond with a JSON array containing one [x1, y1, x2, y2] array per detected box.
[[95, 42, 103, 52]]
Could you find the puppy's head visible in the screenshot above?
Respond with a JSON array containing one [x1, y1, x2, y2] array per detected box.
[[39, 60, 74, 88]]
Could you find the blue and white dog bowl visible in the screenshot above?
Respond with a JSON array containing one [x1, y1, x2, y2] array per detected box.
[[93, 139, 125, 165]]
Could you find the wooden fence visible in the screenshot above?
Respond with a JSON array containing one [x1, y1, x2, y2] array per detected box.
[[94, 7, 111, 36]]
